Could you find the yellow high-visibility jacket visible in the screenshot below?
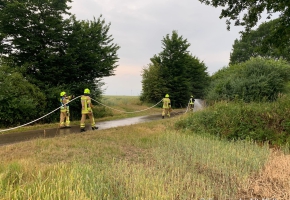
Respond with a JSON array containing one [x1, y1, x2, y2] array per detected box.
[[162, 97, 171, 108], [60, 96, 72, 113], [81, 95, 93, 114], [189, 98, 195, 105]]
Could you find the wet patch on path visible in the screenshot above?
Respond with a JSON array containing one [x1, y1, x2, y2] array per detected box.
[[0, 111, 185, 146]]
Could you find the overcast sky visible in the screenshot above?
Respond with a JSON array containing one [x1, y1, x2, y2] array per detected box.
[[68, 0, 245, 96]]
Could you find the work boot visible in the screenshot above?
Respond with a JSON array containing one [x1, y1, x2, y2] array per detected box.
[[80, 128, 86, 132], [92, 126, 99, 130], [162, 116, 164, 119]]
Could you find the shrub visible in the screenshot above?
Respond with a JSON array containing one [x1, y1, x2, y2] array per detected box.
[[206, 57, 290, 103], [175, 94, 290, 147], [0, 66, 46, 127]]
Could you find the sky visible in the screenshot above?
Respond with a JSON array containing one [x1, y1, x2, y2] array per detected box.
[[68, 0, 246, 96]]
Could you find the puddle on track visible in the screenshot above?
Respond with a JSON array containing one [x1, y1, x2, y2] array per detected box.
[[0, 111, 184, 146], [0, 100, 204, 146]]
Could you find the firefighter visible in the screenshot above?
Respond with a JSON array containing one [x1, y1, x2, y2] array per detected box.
[[80, 88, 98, 132], [59, 91, 73, 128], [162, 94, 171, 119], [189, 95, 195, 111]]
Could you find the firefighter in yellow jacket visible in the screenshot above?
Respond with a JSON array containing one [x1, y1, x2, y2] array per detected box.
[[59, 91, 73, 128], [80, 88, 98, 132], [188, 95, 195, 111], [162, 94, 171, 119]]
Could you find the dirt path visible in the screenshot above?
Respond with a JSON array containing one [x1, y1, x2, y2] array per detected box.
[[0, 111, 185, 146]]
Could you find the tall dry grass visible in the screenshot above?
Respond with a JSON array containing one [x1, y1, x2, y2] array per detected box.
[[0, 118, 281, 199], [238, 150, 290, 199], [1, 95, 290, 199]]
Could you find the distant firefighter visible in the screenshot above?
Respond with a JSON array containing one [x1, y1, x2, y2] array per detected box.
[[162, 94, 171, 119], [188, 95, 195, 111]]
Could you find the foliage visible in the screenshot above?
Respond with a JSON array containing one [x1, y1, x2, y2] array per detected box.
[[0, 0, 72, 87], [206, 57, 290, 103], [63, 15, 120, 96], [140, 63, 165, 103], [140, 30, 209, 107], [199, 0, 290, 41], [184, 54, 210, 98], [0, 0, 119, 122], [176, 93, 290, 147], [0, 66, 46, 127], [230, 19, 290, 65], [199, 0, 290, 52]]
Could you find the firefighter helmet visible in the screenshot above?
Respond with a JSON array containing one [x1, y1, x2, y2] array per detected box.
[[165, 94, 169, 97], [84, 88, 90, 94], [60, 91, 66, 96]]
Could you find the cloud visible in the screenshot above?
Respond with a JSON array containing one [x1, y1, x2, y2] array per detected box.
[[68, 0, 246, 95]]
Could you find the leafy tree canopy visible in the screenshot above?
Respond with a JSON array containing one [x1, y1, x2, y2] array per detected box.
[[230, 19, 290, 65], [64, 15, 120, 96], [199, 0, 290, 49], [0, 0, 119, 91], [141, 30, 209, 107], [0, 0, 120, 121]]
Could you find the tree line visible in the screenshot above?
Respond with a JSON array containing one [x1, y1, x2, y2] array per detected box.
[[1, 0, 290, 127], [0, 0, 119, 126]]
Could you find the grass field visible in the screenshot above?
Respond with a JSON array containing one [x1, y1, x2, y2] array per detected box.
[[95, 95, 163, 120], [0, 96, 289, 199]]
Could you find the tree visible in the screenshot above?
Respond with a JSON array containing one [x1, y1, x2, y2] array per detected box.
[[140, 62, 165, 103], [0, 1, 119, 91], [230, 19, 290, 65], [199, 0, 290, 49], [64, 15, 120, 96], [141, 30, 209, 107], [184, 54, 210, 98], [205, 57, 290, 103], [0, 0, 72, 86], [0, 65, 46, 127], [0, 0, 120, 121]]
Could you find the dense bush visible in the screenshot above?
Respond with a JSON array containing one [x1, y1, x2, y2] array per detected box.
[[175, 94, 290, 147], [206, 57, 290, 103], [0, 67, 46, 127]]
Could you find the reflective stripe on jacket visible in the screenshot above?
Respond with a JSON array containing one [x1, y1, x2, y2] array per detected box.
[[189, 98, 194, 105], [60, 97, 67, 112], [60, 96, 71, 112], [81, 95, 92, 114], [162, 97, 171, 108]]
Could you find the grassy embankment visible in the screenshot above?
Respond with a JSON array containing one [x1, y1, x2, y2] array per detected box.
[[0, 96, 290, 199]]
